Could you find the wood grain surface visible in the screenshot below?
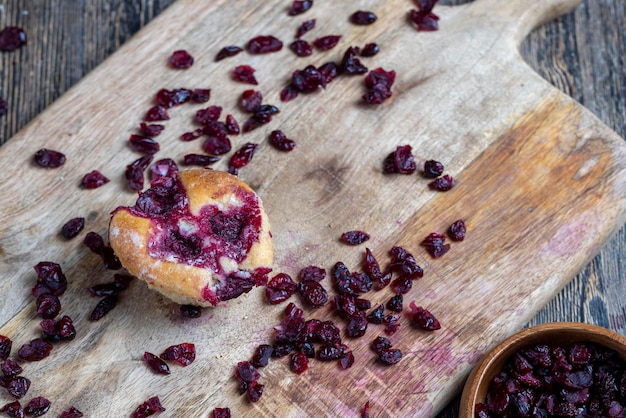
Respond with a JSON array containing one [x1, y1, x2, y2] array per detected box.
[[0, 0, 625, 417]]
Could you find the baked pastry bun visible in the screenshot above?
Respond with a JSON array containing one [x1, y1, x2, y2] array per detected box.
[[109, 168, 273, 307]]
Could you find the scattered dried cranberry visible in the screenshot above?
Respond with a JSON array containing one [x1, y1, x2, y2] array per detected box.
[[295, 19, 316, 38], [17, 339, 52, 362], [225, 114, 240, 135], [129, 135, 160, 155], [180, 304, 202, 318], [299, 266, 326, 282], [195, 106, 223, 125], [313, 35, 341, 50], [212, 408, 231, 418], [371, 336, 393, 355], [144, 106, 169, 122], [35, 294, 61, 319], [81, 170, 110, 189], [247, 35, 283, 54], [269, 130, 296, 152], [247, 381, 264, 402], [232, 65, 258, 85], [298, 280, 328, 308], [251, 344, 273, 368], [34, 149, 66, 168], [288, 0, 313, 15], [367, 305, 385, 324], [280, 84, 299, 102], [289, 40, 313, 57], [386, 294, 403, 312], [350, 11, 377, 25], [229, 142, 258, 171], [423, 159, 444, 178], [0, 27, 27, 52], [378, 348, 402, 365], [265, 273, 297, 304], [0, 336, 11, 361], [40, 315, 76, 341], [89, 294, 118, 321], [290, 351, 309, 374], [88, 275, 132, 297], [59, 406, 83, 418], [339, 351, 355, 369], [150, 159, 179, 185], [421, 232, 450, 258], [389, 246, 423, 279], [83, 231, 122, 269], [0, 401, 23, 418], [131, 396, 165, 418], [409, 302, 441, 330], [125, 155, 153, 191], [159, 343, 195, 367], [317, 344, 344, 361], [1, 360, 22, 378], [23, 397, 50, 417], [363, 67, 395, 104], [182, 154, 220, 166], [155, 88, 190, 108], [202, 135, 231, 156], [340, 230, 370, 245], [239, 90, 263, 113], [341, 46, 368, 75], [33, 262, 67, 297], [144, 352, 170, 375], [291, 65, 327, 94], [61, 217, 85, 239], [449, 219, 466, 241], [429, 174, 456, 191], [361, 43, 379, 57], [383, 145, 416, 174], [140, 123, 165, 137], [215, 45, 243, 61], [168, 50, 194, 69], [409, 9, 440, 32]]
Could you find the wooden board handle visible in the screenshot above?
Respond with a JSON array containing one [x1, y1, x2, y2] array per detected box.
[[468, 0, 584, 44]]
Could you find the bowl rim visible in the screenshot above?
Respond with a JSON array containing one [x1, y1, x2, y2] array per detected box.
[[458, 321, 626, 418]]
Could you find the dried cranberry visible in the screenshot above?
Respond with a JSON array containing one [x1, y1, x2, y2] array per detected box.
[[202, 136, 232, 157], [33, 149, 66, 168], [215, 45, 243, 61], [385, 314, 401, 335], [340, 230, 370, 245], [298, 281, 328, 308], [180, 305, 202, 318], [350, 11, 377, 25], [247, 381, 264, 402], [195, 106, 223, 125], [269, 130, 296, 152], [144, 106, 169, 122], [0, 401, 23, 418], [449, 219, 466, 241], [247, 36, 283, 54], [292, 65, 327, 93], [35, 294, 61, 319], [0, 360, 21, 379], [33, 262, 67, 297], [131, 396, 165, 418], [339, 351, 355, 369], [83, 231, 122, 269], [318, 61, 340, 84], [378, 348, 402, 365], [40, 316, 76, 341], [80, 170, 109, 189], [421, 232, 450, 258], [341, 47, 368, 75], [251, 344, 273, 368], [225, 114, 240, 135], [266, 273, 297, 304], [361, 43, 379, 57], [409, 302, 441, 330], [59, 406, 83, 418], [346, 315, 368, 338], [423, 159, 444, 178], [140, 123, 165, 137], [313, 35, 341, 50], [315, 321, 341, 344], [239, 90, 263, 113], [182, 154, 220, 166], [23, 397, 50, 417], [168, 50, 194, 69], [0, 27, 27, 52], [129, 135, 160, 155], [288, 0, 313, 15], [367, 305, 385, 324], [89, 294, 118, 321], [61, 217, 85, 239], [317, 344, 344, 361], [150, 159, 179, 185], [289, 40, 313, 57], [253, 104, 280, 122], [371, 336, 392, 355], [383, 145, 416, 174], [386, 294, 403, 312], [363, 67, 395, 105], [155, 88, 190, 108], [212, 408, 231, 418], [17, 339, 52, 362], [144, 352, 170, 374], [126, 154, 153, 191], [0, 336, 12, 361], [295, 19, 316, 38], [235, 361, 260, 383], [88, 275, 132, 297], [429, 174, 456, 191], [232, 65, 258, 85], [299, 266, 326, 282], [229, 143, 258, 170], [280, 84, 299, 102], [160, 343, 195, 367], [290, 351, 309, 374], [390, 277, 413, 294], [409, 9, 440, 32]]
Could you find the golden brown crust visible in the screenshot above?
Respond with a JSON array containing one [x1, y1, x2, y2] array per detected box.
[[109, 168, 273, 307]]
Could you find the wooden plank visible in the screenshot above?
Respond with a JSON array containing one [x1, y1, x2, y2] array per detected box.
[[1, 0, 625, 416]]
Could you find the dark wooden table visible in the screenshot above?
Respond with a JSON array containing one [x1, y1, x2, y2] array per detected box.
[[1, 1, 624, 416]]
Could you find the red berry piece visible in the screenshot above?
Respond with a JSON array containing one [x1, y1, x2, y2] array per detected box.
[[251, 344, 273, 368], [350, 11, 377, 25], [428, 174, 456, 191], [247, 381, 264, 402], [144, 352, 170, 375], [232, 65, 258, 85], [129, 135, 160, 155], [61, 217, 85, 239], [202, 135, 231, 156], [33, 261, 68, 296], [288, 0, 313, 15], [289, 40, 313, 57], [139, 123, 165, 137], [36, 293, 61, 319], [229, 143, 258, 171], [240, 90, 263, 113], [160, 343, 196, 367], [0, 27, 27, 52], [363, 67, 396, 105], [144, 106, 169, 122], [168, 50, 194, 69], [340, 230, 370, 245], [386, 293, 403, 312], [18, 339, 52, 362], [290, 351, 309, 374], [409, 9, 440, 32], [361, 43, 380, 57], [59, 406, 83, 418], [449, 219, 466, 241], [89, 295, 118, 321], [0, 336, 11, 361], [341, 46, 368, 75], [313, 35, 341, 50], [280, 84, 299, 102], [34, 149, 66, 168], [269, 130, 296, 152], [0, 401, 23, 418], [383, 145, 416, 174], [295, 19, 316, 38], [182, 154, 220, 167], [298, 280, 328, 308], [409, 302, 441, 330], [265, 273, 297, 304], [423, 159, 444, 178], [378, 348, 402, 365], [225, 114, 240, 135], [247, 35, 283, 54], [421, 232, 450, 258], [212, 408, 231, 418], [215, 45, 243, 61], [23, 397, 51, 416], [155, 88, 190, 108], [131, 396, 165, 418], [1, 359, 22, 377], [81, 170, 110, 189], [299, 266, 326, 282]]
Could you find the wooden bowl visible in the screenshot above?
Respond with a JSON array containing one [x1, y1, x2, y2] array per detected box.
[[459, 322, 626, 418]]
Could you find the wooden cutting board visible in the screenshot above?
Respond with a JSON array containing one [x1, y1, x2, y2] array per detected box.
[[1, 0, 625, 416]]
